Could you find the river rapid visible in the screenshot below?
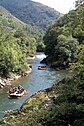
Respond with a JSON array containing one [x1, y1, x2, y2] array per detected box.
[[0, 53, 69, 118]]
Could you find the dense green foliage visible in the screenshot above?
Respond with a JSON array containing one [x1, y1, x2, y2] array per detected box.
[[0, 0, 62, 52], [0, 6, 44, 40], [0, 34, 28, 77], [75, 45, 84, 74], [0, 0, 62, 33], [44, 76, 84, 126], [0, 30, 36, 77], [0, 6, 27, 33], [43, 4, 84, 69], [0, 7, 37, 77], [14, 28, 36, 56]]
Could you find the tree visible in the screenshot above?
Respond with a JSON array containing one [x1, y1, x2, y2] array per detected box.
[[14, 29, 36, 56], [0, 33, 29, 77], [75, 45, 84, 75], [43, 26, 62, 55], [53, 35, 79, 68], [75, 0, 84, 7], [43, 4, 84, 69]]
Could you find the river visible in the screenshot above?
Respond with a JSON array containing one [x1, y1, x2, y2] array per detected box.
[[0, 53, 69, 118]]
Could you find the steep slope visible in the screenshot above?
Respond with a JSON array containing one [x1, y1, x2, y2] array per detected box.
[[0, 6, 26, 33], [0, 6, 43, 37], [0, 0, 62, 32], [43, 4, 84, 69], [0, 6, 37, 77]]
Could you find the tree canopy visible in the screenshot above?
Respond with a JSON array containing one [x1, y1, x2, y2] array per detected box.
[[0, 9, 37, 77], [43, 4, 84, 69]]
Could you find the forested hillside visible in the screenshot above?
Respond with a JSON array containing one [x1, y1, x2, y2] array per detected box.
[[0, 6, 36, 77], [0, 0, 62, 35], [43, 4, 84, 70], [0, 0, 62, 52], [0, 6, 44, 38], [0, 6, 27, 32]]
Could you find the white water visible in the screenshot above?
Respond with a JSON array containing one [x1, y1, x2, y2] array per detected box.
[[35, 53, 46, 59]]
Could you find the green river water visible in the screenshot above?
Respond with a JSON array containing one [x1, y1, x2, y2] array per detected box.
[[0, 53, 69, 118]]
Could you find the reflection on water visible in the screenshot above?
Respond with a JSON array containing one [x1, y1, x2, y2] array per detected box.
[[0, 53, 69, 118]]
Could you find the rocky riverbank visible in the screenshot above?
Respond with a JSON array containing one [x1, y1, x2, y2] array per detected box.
[[40, 57, 74, 71], [0, 54, 36, 89], [0, 68, 32, 89]]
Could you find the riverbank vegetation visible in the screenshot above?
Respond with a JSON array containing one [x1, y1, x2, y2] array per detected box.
[[43, 3, 84, 70], [0, 7, 36, 79]]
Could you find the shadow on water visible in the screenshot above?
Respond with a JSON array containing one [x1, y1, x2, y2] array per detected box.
[[0, 52, 70, 118]]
